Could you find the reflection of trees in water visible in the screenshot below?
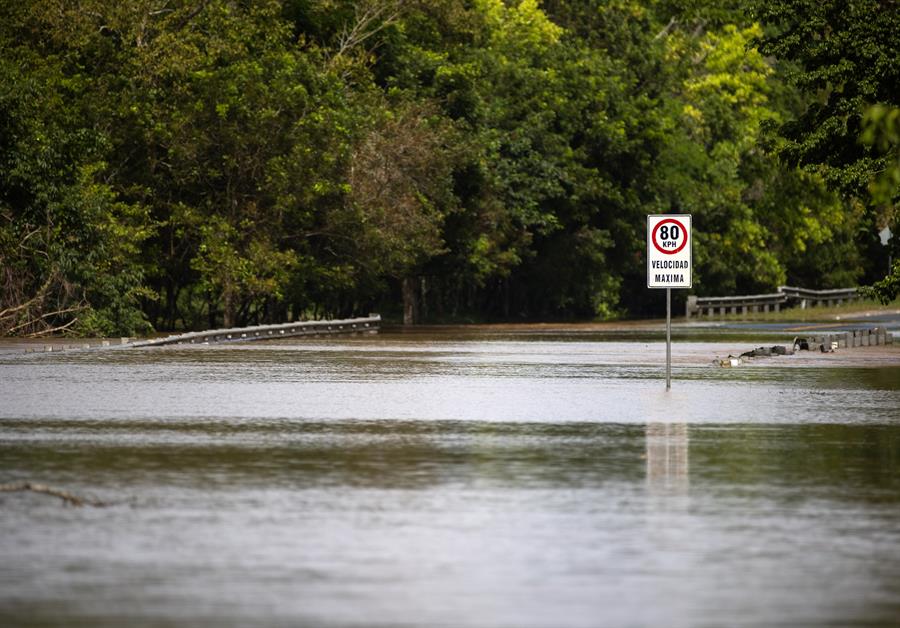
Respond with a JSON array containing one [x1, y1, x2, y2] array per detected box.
[[646, 423, 689, 494], [816, 367, 900, 392]]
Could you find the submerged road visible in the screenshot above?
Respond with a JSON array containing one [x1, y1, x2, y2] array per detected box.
[[2, 323, 900, 626]]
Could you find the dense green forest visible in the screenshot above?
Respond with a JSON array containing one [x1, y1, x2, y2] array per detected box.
[[1, 0, 897, 335]]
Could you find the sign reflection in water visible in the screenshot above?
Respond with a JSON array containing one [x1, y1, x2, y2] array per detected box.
[[646, 422, 689, 494]]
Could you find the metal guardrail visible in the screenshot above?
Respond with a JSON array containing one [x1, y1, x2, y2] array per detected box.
[[129, 315, 381, 347], [686, 286, 860, 318], [777, 286, 859, 305], [18, 315, 382, 354]]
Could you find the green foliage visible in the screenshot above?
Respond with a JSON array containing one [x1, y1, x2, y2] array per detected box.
[[1, 0, 895, 332], [0, 23, 152, 336], [656, 22, 787, 293], [861, 260, 900, 305], [861, 104, 900, 209], [750, 0, 900, 197], [747, 0, 898, 285]]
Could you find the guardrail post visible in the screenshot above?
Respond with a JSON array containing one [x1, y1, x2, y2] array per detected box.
[[686, 296, 697, 319]]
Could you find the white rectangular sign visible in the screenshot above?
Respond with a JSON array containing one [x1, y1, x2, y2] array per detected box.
[[647, 214, 692, 289]]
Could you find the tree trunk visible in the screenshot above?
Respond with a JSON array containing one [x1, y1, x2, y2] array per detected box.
[[420, 277, 428, 323], [207, 291, 217, 329], [402, 276, 418, 325], [223, 285, 235, 328], [503, 277, 510, 319], [165, 281, 180, 331]]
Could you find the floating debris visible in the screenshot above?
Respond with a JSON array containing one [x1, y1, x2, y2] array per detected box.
[[715, 327, 894, 366], [741, 345, 792, 358]]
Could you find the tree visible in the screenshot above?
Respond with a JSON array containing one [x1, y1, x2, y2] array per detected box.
[[103, 0, 356, 327], [860, 104, 900, 303], [750, 0, 900, 284], [0, 7, 152, 336], [2, 0, 893, 334], [750, 0, 900, 198], [656, 23, 786, 293], [335, 102, 459, 323]]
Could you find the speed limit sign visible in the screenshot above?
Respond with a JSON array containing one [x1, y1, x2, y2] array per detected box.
[[647, 215, 691, 288]]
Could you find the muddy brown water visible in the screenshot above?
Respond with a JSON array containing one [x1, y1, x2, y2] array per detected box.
[[1, 328, 899, 626]]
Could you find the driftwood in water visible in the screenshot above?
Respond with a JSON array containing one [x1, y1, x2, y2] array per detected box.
[[0, 482, 108, 507]]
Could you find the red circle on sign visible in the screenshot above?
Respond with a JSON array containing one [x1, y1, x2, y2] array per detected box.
[[652, 218, 688, 255]]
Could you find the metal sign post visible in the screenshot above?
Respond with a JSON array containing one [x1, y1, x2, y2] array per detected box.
[[647, 215, 692, 391], [666, 287, 671, 390]]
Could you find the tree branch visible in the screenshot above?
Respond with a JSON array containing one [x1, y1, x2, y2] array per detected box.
[[0, 273, 55, 320], [328, 0, 404, 69], [8, 305, 84, 334], [653, 17, 678, 41], [172, 0, 211, 33], [0, 482, 108, 507], [24, 316, 80, 338]]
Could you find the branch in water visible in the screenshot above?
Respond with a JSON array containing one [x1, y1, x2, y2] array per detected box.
[[0, 482, 109, 507]]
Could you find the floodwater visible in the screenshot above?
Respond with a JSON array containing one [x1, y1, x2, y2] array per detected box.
[[1, 327, 900, 627]]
